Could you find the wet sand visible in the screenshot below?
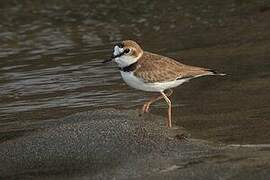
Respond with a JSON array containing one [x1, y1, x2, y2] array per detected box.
[[0, 1, 270, 179], [0, 0, 270, 145], [0, 109, 269, 179]]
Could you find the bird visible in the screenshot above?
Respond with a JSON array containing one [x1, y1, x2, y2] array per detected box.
[[103, 40, 225, 128]]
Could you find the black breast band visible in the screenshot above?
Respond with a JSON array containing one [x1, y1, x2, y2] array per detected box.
[[119, 62, 138, 72]]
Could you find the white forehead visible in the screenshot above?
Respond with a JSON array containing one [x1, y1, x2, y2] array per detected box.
[[113, 45, 124, 56]]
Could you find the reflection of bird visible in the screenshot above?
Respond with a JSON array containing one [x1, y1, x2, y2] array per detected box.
[[103, 40, 225, 128]]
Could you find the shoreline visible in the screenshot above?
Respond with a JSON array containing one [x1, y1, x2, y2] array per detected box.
[[0, 108, 269, 179]]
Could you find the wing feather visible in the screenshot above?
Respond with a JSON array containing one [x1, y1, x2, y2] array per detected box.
[[134, 52, 208, 83]]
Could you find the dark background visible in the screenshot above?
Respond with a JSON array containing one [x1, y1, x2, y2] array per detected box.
[[0, 0, 269, 144]]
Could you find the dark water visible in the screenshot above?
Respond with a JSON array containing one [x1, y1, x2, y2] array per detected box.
[[0, 0, 269, 144]]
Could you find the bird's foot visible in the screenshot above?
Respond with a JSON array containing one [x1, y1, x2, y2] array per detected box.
[[139, 103, 150, 116]]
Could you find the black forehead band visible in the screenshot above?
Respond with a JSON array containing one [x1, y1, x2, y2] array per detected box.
[[115, 42, 124, 48]]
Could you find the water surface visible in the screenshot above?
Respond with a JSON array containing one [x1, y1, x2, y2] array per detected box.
[[0, 0, 269, 144]]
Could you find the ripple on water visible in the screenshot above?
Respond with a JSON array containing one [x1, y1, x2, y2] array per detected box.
[[0, 0, 270, 145]]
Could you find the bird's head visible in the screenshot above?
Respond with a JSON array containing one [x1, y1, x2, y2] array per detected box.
[[103, 40, 143, 67]]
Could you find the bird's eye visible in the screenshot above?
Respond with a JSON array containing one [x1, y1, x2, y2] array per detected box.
[[124, 48, 130, 54]]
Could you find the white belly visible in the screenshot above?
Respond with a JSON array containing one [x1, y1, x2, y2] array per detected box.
[[120, 71, 188, 92]]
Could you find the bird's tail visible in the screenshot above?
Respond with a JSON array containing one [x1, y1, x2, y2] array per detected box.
[[206, 69, 226, 76]]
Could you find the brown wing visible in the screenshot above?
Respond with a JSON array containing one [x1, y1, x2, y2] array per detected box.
[[134, 52, 210, 83]]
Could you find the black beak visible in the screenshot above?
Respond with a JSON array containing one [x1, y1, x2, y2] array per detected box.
[[102, 50, 126, 64], [102, 42, 125, 64], [102, 56, 113, 63]]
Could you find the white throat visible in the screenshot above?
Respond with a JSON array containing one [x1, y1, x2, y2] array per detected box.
[[113, 46, 142, 68], [115, 56, 138, 68]]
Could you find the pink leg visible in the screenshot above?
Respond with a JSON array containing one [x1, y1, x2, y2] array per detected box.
[[141, 89, 173, 113], [160, 91, 172, 128]]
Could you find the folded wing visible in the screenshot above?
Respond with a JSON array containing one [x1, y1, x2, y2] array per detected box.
[[134, 52, 211, 83]]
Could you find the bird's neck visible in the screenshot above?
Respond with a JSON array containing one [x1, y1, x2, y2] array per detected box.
[[115, 56, 138, 68], [115, 51, 143, 68], [119, 61, 138, 72]]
